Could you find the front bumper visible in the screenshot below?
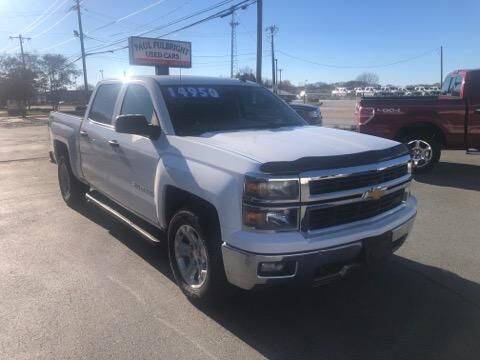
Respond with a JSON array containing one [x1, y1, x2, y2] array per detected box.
[[221, 213, 416, 290]]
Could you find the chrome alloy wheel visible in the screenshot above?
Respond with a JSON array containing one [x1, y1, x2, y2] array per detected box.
[[174, 224, 208, 289], [407, 139, 433, 168]]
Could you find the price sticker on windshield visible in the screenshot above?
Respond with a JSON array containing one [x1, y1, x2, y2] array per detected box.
[[166, 87, 219, 98]]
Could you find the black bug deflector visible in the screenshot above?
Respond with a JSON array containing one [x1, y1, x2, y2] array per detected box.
[[259, 143, 409, 175]]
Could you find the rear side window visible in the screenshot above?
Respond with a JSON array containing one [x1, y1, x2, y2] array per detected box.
[[441, 75, 463, 96], [441, 76, 452, 94], [89, 84, 121, 124], [120, 84, 155, 123], [451, 76, 463, 97]]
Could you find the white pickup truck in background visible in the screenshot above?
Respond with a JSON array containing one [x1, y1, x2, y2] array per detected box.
[[48, 76, 417, 303]]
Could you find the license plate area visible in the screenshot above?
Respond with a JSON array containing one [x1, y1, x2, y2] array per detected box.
[[363, 233, 393, 264]]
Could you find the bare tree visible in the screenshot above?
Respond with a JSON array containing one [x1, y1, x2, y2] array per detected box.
[[38, 54, 80, 109], [235, 66, 256, 82], [356, 72, 379, 85]]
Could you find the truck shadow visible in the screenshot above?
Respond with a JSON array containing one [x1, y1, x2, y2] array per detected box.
[[72, 203, 480, 360], [414, 161, 480, 191]]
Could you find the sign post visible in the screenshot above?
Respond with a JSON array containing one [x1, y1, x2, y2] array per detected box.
[[128, 36, 192, 74]]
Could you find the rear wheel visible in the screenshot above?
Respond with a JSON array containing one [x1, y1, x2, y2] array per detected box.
[[402, 134, 441, 172], [57, 155, 88, 207]]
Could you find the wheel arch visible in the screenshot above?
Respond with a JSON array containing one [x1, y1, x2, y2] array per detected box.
[[394, 121, 447, 147], [163, 185, 221, 236]]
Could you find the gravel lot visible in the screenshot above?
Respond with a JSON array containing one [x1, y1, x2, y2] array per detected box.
[[1, 118, 480, 359]]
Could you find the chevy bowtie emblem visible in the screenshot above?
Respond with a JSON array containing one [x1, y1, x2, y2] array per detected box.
[[363, 187, 386, 201]]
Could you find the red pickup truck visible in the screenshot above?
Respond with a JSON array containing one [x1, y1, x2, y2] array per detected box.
[[356, 69, 480, 171]]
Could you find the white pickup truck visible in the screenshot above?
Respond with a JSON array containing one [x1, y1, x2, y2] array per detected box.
[[49, 76, 417, 303]]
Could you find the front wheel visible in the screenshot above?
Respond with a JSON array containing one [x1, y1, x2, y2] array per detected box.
[[168, 209, 232, 304], [402, 135, 441, 172]]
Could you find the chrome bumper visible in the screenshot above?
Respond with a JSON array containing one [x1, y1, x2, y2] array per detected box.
[[221, 213, 416, 290]]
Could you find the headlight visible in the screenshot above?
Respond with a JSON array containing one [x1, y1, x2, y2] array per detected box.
[[308, 109, 320, 118], [243, 175, 300, 231], [244, 175, 299, 202], [243, 205, 299, 231]]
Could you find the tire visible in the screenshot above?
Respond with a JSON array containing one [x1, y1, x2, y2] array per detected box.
[[167, 208, 232, 304], [57, 155, 88, 207], [401, 133, 441, 173]]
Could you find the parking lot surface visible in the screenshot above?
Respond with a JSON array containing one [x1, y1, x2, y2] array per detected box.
[[1, 123, 480, 359]]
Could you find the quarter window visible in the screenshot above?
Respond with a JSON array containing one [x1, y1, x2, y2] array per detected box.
[[121, 84, 155, 124], [89, 84, 121, 124]]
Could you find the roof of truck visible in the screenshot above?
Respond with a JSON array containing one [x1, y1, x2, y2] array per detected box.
[[127, 75, 259, 86]]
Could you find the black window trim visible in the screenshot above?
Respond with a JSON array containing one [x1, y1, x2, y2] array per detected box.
[[88, 82, 122, 128]]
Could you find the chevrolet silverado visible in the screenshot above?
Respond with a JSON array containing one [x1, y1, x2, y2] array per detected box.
[[49, 76, 417, 302]]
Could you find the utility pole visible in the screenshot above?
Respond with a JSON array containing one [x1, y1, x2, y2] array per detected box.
[[229, 11, 239, 78], [278, 68, 282, 90], [9, 35, 31, 69], [440, 46, 443, 86], [99, 69, 104, 80], [266, 25, 278, 92], [256, 0, 262, 83], [275, 58, 278, 93], [73, 0, 89, 104], [9, 34, 31, 117]]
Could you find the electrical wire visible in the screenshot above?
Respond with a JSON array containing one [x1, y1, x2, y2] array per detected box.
[[86, 0, 169, 33], [276, 48, 439, 69], [21, 0, 70, 35], [31, 10, 73, 39], [82, 0, 237, 54], [84, 0, 255, 55]]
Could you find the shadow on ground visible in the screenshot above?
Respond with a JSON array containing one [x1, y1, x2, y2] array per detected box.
[[74, 203, 480, 360], [414, 160, 480, 191]]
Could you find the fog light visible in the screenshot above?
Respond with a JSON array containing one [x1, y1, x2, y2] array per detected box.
[[258, 261, 296, 277]]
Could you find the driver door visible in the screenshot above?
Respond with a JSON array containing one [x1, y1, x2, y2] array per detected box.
[[107, 82, 161, 224]]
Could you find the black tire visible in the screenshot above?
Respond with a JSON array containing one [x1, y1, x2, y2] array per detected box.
[[167, 208, 232, 304], [401, 133, 441, 173], [57, 155, 88, 207]]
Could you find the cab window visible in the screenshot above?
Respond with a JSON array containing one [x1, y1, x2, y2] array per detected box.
[[120, 84, 156, 124], [89, 83, 121, 124]]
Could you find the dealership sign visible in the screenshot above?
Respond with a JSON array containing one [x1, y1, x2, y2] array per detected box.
[[128, 37, 192, 68]]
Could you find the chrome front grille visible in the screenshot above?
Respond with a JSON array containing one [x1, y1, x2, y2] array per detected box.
[[308, 163, 408, 195], [300, 155, 411, 233]]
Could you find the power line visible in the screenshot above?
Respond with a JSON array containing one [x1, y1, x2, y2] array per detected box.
[[276, 48, 439, 69], [81, 0, 238, 54], [31, 9, 73, 39], [21, 0, 70, 35], [85, 0, 169, 34]]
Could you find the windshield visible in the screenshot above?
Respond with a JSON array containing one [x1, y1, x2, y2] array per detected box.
[[160, 84, 305, 136]]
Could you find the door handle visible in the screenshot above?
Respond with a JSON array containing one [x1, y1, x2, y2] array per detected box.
[[108, 140, 120, 147], [80, 130, 88, 136]]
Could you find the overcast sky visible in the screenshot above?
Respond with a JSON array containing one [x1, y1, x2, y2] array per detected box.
[[1, 0, 479, 86]]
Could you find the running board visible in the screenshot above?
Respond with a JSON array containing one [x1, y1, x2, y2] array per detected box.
[[85, 192, 162, 243]]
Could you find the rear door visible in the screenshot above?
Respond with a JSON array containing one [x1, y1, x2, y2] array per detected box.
[[437, 75, 467, 148], [107, 82, 161, 224], [79, 82, 122, 192], [465, 71, 480, 149]]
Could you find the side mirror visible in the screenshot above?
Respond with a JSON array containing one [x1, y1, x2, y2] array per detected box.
[[115, 114, 161, 139]]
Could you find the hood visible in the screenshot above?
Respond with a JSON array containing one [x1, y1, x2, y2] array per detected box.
[[193, 126, 401, 165]]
